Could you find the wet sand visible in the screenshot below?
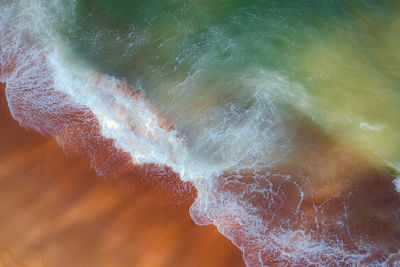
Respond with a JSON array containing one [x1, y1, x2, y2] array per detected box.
[[0, 82, 245, 267], [2, 76, 400, 266], [213, 115, 400, 265]]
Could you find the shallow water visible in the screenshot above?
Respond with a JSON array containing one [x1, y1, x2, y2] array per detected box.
[[54, 0, 400, 173], [1, 0, 400, 266]]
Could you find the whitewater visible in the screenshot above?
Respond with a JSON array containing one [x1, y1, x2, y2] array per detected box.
[[1, 0, 400, 266]]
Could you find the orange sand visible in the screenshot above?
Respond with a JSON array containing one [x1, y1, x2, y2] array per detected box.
[[2, 77, 400, 265], [0, 82, 245, 267]]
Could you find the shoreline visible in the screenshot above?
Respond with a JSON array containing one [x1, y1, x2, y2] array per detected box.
[[0, 82, 245, 266], [3, 72, 400, 265]]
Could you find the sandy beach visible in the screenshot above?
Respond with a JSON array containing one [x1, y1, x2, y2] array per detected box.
[[0, 82, 244, 267]]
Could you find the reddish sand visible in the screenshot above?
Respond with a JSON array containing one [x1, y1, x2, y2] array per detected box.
[[3, 75, 400, 266], [0, 82, 245, 267]]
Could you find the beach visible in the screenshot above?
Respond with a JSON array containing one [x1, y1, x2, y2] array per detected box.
[[1, 1, 400, 265], [0, 82, 244, 267]]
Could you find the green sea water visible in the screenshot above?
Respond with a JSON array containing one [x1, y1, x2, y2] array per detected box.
[[3, 1, 400, 264], [55, 0, 400, 172]]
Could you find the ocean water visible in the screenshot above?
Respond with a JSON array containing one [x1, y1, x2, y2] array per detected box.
[[1, 0, 400, 265]]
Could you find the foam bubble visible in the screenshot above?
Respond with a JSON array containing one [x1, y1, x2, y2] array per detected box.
[[393, 177, 400, 193]]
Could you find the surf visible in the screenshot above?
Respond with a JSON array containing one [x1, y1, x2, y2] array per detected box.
[[1, 0, 400, 266]]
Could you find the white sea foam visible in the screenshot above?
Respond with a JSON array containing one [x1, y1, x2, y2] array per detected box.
[[1, 1, 399, 266], [393, 177, 400, 193], [360, 122, 384, 131]]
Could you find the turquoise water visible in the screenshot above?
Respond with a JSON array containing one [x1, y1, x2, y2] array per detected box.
[[1, 0, 400, 265], [55, 0, 400, 171]]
